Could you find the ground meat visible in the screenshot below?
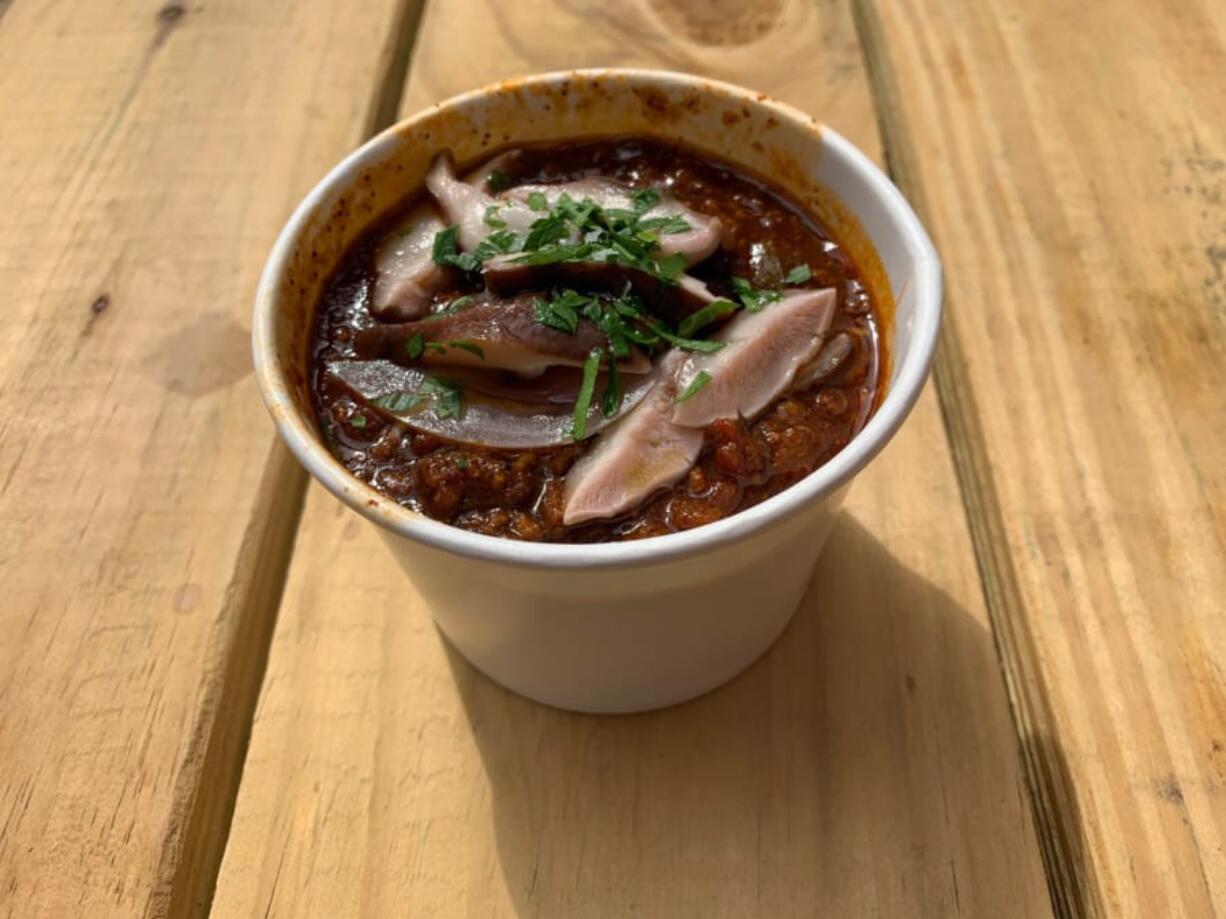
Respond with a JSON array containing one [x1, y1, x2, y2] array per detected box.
[[414, 450, 541, 519]]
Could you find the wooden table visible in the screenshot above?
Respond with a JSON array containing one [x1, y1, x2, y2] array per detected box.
[[1, 1, 1222, 916]]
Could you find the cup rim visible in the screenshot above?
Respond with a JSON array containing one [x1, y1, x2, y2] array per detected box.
[[253, 68, 942, 570]]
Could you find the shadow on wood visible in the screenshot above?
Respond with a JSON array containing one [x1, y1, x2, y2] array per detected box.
[[442, 513, 1050, 917]]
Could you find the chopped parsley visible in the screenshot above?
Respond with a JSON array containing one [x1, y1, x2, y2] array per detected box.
[[412, 338, 485, 360], [483, 205, 506, 228], [436, 293, 477, 315], [571, 349, 602, 441], [372, 376, 463, 420], [419, 376, 463, 419], [630, 187, 661, 213], [444, 340, 485, 359], [433, 226, 518, 272], [731, 276, 783, 312], [373, 390, 427, 414], [677, 299, 738, 338], [532, 289, 586, 334], [654, 252, 688, 281], [425, 186, 743, 441], [486, 169, 512, 192], [675, 371, 712, 403], [642, 316, 726, 353], [522, 214, 569, 251], [507, 188, 693, 284], [593, 305, 635, 357], [350, 414, 368, 429], [431, 225, 463, 266], [784, 263, 812, 285], [637, 214, 691, 235], [469, 229, 518, 262], [431, 227, 482, 272]]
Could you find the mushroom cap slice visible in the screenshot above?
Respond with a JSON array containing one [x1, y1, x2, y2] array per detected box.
[[425, 150, 722, 265], [327, 359, 656, 449], [371, 200, 451, 322], [354, 293, 651, 377], [562, 353, 702, 525], [671, 288, 838, 428]]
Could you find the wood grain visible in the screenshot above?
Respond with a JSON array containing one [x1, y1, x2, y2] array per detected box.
[[0, 1, 417, 916], [856, 0, 1226, 915], [209, 2, 1054, 917]]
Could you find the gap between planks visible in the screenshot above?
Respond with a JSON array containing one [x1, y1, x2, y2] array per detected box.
[[851, 1, 1099, 917], [158, 2, 428, 917]]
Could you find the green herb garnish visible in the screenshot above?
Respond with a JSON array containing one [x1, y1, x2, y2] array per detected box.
[[486, 170, 512, 193], [526, 191, 549, 211], [444, 340, 485, 359], [637, 214, 691, 235], [675, 371, 712, 403], [350, 414, 368, 429], [511, 241, 593, 267], [420, 375, 463, 419], [784, 264, 812, 285], [373, 391, 427, 413], [372, 378, 461, 419], [431, 226, 483, 272], [630, 187, 661, 213], [654, 252, 688, 282], [522, 214, 570, 251], [405, 333, 425, 360], [469, 229, 518, 263], [553, 192, 596, 226], [431, 225, 462, 266], [592, 302, 635, 357], [483, 205, 506, 228], [433, 226, 518, 272], [731, 276, 783, 312], [436, 294, 477, 315], [572, 349, 602, 441], [506, 190, 692, 284], [532, 289, 587, 334], [642, 317, 726, 353], [677, 299, 738, 338]]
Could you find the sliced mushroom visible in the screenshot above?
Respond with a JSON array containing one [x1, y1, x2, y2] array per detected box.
[[671, 288, 838, 428], [354, 292, 651, 376], [371, 200, 451, 321], [425, 151, 721, 265], [793, 331, 854, 390], [563, 353, 702, 525], [482, 256, 719, 322], [443, 365, 599, 405], [327, 359, 656, 449]]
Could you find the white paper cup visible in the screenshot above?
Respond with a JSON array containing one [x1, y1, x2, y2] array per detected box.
[[253, 70, 942, 713]]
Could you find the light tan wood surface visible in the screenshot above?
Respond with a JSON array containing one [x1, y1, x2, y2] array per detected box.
[[857, 0, 1226, 916], [0, 1, 417, 916], [209, 2, 1054, 917], [8, 0, 1225, 916]]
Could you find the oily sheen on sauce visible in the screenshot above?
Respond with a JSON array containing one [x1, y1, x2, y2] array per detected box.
[[310, 138, 884, 542]]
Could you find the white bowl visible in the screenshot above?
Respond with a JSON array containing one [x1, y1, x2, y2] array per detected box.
[[253, 70, 942, 713]]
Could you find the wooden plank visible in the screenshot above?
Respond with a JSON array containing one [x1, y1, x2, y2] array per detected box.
[[856, 0, 1226, 916], [210, 2, 1054, 916], [0, 1, 419, 917]]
